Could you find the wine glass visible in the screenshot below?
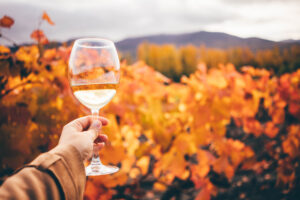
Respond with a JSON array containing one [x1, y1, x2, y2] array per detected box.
[[68, 38, 120, 176]]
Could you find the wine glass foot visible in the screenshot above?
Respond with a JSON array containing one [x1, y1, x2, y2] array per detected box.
[[85, 164, 119, 176]]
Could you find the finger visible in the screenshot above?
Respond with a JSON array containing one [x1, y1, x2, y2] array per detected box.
[[90, 116, 108, 126], [93, 143, 105, 152], [67, 116, 108, 131], [94, 134, 108, 144], [84, 120, 102, 140]]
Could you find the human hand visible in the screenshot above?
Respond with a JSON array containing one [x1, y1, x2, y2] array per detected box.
[[58, 116, 108, 161]]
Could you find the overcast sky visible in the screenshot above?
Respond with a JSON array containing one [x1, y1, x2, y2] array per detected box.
[[0, 0, 300, 45]]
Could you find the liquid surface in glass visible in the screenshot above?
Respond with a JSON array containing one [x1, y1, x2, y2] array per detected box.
[[72, 84, 117, 109]]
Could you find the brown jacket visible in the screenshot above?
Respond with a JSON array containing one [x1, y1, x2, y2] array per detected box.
[[0, 145, 86, 200]]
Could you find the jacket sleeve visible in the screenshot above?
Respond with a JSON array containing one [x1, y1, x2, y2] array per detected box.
[[0, 144, 86, 200]]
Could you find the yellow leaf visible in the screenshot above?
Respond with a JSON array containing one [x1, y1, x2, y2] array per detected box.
[[136, 156, 150, 175]]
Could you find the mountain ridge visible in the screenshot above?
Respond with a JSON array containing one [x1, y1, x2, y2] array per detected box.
[[115, 31, 300, 55]]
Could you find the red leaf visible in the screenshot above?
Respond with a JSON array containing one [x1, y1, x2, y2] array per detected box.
[[196, 188, 211, 200], [42, 11, 55, 25], [30, 29, 49, 44], [0, 15, 14, 28], [264, 121, 279, 138]]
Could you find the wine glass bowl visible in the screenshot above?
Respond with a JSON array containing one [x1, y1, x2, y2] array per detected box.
[[68, 38, 120, 176]]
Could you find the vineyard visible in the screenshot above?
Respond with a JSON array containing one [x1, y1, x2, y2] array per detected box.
[[1, 14, 300, 200]]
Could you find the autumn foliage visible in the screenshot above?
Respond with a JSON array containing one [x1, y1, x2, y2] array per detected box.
[[1, 14, 300, 200], [137, 42, 300, 80]]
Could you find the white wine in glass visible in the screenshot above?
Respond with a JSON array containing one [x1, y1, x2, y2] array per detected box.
[[68, 38, 120, 176], [72, 83, 117, 109]]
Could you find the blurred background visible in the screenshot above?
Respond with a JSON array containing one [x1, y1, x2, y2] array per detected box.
[[0, 0, 300, 199]]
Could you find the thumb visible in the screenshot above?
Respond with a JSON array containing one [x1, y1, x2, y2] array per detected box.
[[85, 120, 102, 140]]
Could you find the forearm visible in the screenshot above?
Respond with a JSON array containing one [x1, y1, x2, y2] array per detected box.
[[0, 167, 63, 200], [0, 145, 86, 200]]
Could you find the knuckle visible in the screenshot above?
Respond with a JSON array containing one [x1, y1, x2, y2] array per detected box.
[[89, 130, 97, 140], [62, 125, 67, 132]]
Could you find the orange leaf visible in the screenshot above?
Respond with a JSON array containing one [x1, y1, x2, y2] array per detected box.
[[30, 29, 49, 44], [243, 118, 263, 136], [196, 187, 211, 200], [225, 164, 235, 180], [0, 15, 14, 28], [0, 45, 10, 53], [84, 181, 99, 200], [191, 150, 214, 181], [42, 48, 57, 63], [213, 157, 235, 180], [264, 121, 279, 138], [99, 144, 126, 165], [129, 168, 140, 179], [153, 182, 167, 191], [42, 11, 55, 25], [99, 172, 128, 188], [136, 156, 150, 175]]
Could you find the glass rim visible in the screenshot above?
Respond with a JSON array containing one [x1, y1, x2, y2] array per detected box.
[[74, 37, 115, 49]]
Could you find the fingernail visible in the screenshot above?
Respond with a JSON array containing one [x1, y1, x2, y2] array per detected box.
[[101, 134, 108, 139], [91, 120, 101, 130]]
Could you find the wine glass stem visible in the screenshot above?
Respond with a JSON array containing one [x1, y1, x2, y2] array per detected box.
[[91, 109, 103, 166]]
